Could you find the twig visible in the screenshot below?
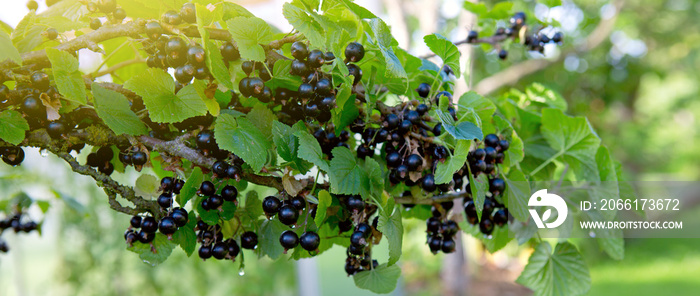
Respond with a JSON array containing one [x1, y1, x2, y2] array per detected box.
[[87, 58, 145, 79]]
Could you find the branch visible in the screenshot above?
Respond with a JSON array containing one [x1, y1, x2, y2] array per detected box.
[[473, 0, 623, 95], [86, 58, 145, 79]]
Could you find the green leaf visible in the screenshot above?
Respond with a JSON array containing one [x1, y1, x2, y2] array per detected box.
[[127, 233, 177, 266], [124, 68, 208, 123], [540, 108, 601, 180], [0, 30, 21, 64], [503, 169, 531, 222], [436, 109, 483, 141], [331, 86, 359, 133], [516, 242, 591, 296], [540, 0, 562, 7], [434, 140, 469, 184], [457, 91, 495, 130], [364, 158, 384, 198], [226, 17, 275, 62], [246, 104, 276, 141], [423, 34, 460, 78], [461, 220, 512, 252], [215, 113, 272, 172], [134, 174, 159, 199], [0, 110, 29, 145], [314, 190, 332, 226], [177, 167, 203, 207], [272, 121, 312, 173], [46, 48, 86, 105], [91, 83, 148, 135], [526, 83, 567, 111], [369, 18, 407, 80], [172, 211, 197, 257], [378, 201, 403, 266], [269, 60, 302, 90], [195, 195, 219, 225], [195, 4, 233, 89], [283, 3, 325, 49], [257, 218, 288, 259], [462, 2, 488, 16], [294, 129, 330, 172], [493, 115, 525, 167], [353, 263, 401, 294], [328, 147, 370, 198]]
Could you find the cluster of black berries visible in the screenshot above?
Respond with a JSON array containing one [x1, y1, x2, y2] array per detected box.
[[198, 179, 238, 211], [0, 212, 39, 253], [238, 60, 276, 104], [372, 91, 454, 193], [196, 220, 242, 261], [86, 146, 116, 175], [117, 146, 150, 169], [463, 134, 511, 235], [313, 128, 351, 158], [466, 11, 564, 59], [273, 42, 362, 125], [426, 202, 459, 254], [1, 146, 25, 166], [262, 195, 321, 254], [124, 177, 189, 246], [86, 0, 128, 30], [143, 33, 211, 84], [345, 220, 378, 275]]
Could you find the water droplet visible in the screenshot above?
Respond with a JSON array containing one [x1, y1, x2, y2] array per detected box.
[[485, 234, 493, 240], [589, 231, 596, 238], [40, 149, 48, 157], [238, 268, 245, 276]]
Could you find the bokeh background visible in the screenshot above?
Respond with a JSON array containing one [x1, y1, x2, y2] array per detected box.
[[1, 0, 700, 295]]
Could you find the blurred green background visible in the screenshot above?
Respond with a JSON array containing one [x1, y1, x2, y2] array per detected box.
[[2, 0, 700, 295]]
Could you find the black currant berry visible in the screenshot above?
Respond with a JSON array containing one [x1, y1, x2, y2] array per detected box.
[[406, 110, 421, 124], [479, 218, 494, 235], [46, 28, 58, 40], [356, 144, 373, 159], [428, 235, 442, 253], [315, 78, 332, 96], [416, 104, 429, 116], [113, 8, 127, 20], [171, 208, 189, 227], [180, 3, 196, 23], [46, 121, 66, 139], [198, 245, 212, 259], [130, 215, 142, 228], [422, 174, 437, 192], [290, 59, 309, 76], [278, 204, 299, 225], [241, 61, 254, 76], [299, 231, 320, 252], [220, 42, 240, 61], [406, 154, 422, 171], [138, 230, 155, 243], [162, 10, 182, 25], [298, 83, 314, 98], [307, 49, 325, 68], [240, 231, 258, 249], [398, 119, 413, 135], [510, 12, 526, 28], [355, 223, 372, 237], [433, 146, 448, 161], [145, 22, 162, 40], [187, 45, 206, 66], [484, 147, 498, 163], [395, 165, 409, 181], [467, 30, 478, 43], [416, 83, 430, 98], [157, 193, 173, 209], [426, 217, 441, 233], [498, 140, 510, 152], [90, 18, 102, 30], [174, 64, 194, 83], [489, 178, 506, 196], [290, 196, 306, 211], [211, 242, 228, 259], [199, 181, 216, 196], [141, 217, 158, 233], [124, 230, 138, 243], [385, 114, 400, 130], [160, 177, 175, 192], [27, 0, 38, 10], [464, 200, 478, 225], [484, 134, 499, 148], [262, 196, 281, 215], [347, 63, 362, 85], [386, 152, 402, 168], [131, 151, 148, 165], [441, 238, 456, 253], [212, 160, 229, 177], [346, 195, 364, 212], [498, 49, 508, 60], [350, 231, 366, 247], [432, 123, 442, 136], [208, 195, 223, 209], [31, 71, 50, 92], [173, 179, 185, 194], [158, 217, 177, 235], [493, 209, 508, 227], [552, 32, 563, 43], [279, 230, 299, 250], [345, 42, 365, 63], [442, 220, 459, 237], [482, 198, 495, 216], [227, 239, 240, 257], [290, 42, 309, 60], [221, 185, 238, 202]]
